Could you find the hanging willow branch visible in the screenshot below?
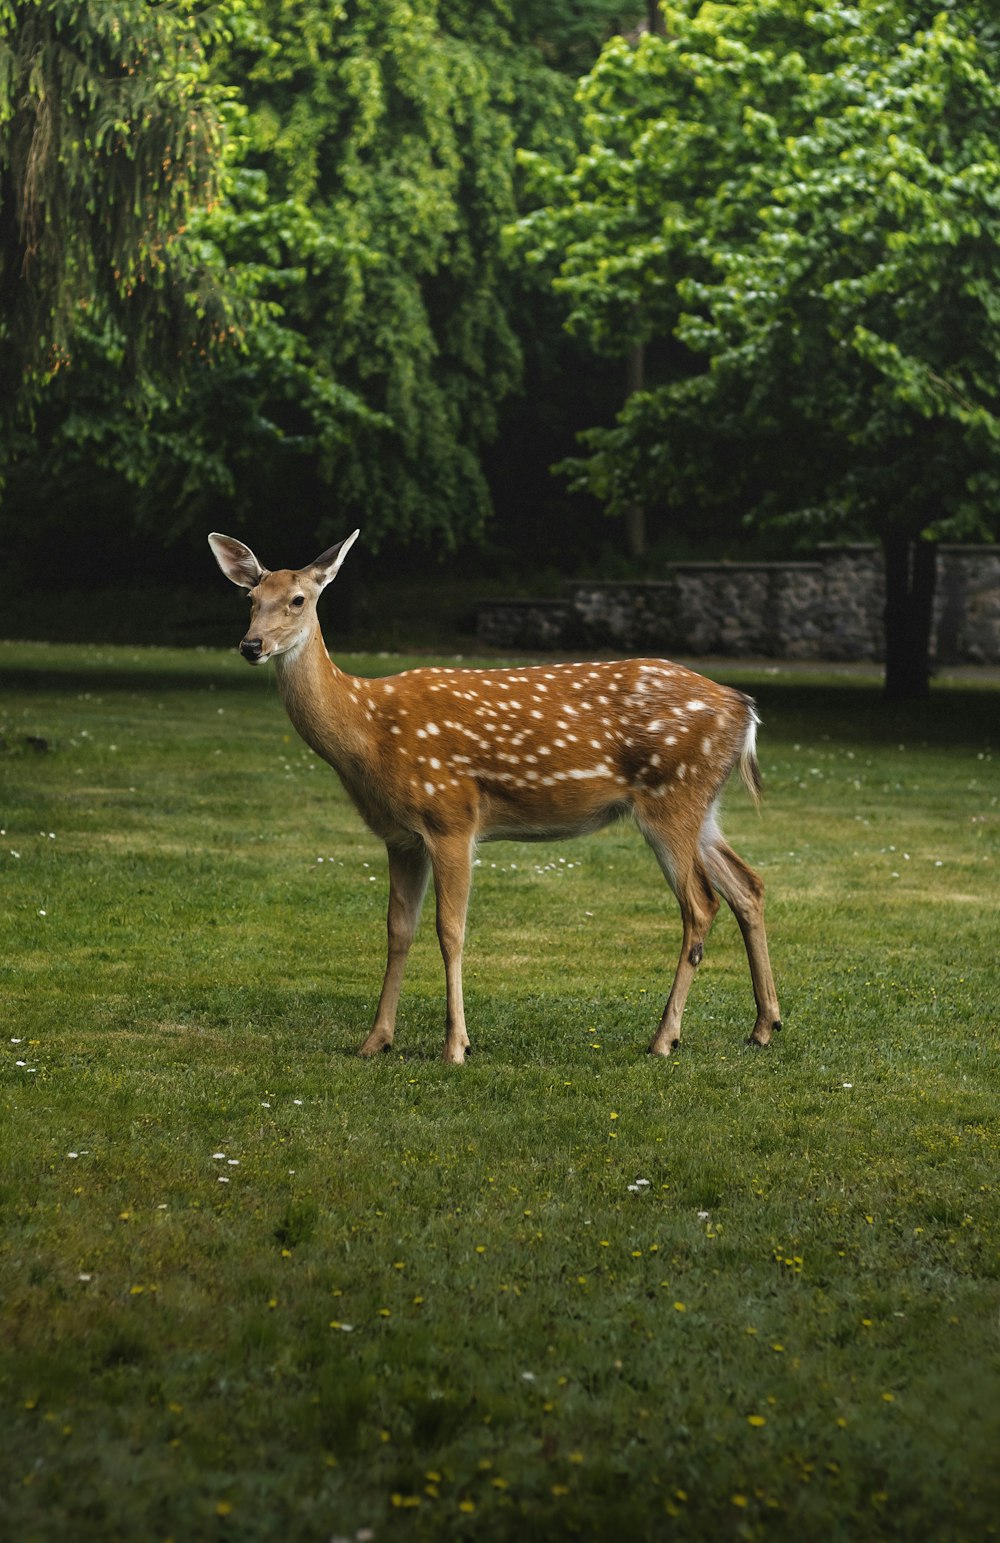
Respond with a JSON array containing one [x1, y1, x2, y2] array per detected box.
[[0, 0, 234, 413]]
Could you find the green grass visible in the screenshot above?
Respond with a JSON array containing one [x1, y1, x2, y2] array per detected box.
[[2, 640, 998, 1542]]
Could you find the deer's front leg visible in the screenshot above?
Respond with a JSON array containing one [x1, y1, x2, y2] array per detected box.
[[430, 834, 475, 1064], [358, 841, 431, 1057]]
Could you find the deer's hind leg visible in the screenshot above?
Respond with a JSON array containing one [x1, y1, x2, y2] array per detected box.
[[701, 833, 782, 1047], [638, 811, 720, 1056]]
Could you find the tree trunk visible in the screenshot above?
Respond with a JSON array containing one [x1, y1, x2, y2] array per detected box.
[[882, 531, 937, 700], [623, 343, 646, 559], [620, 6, 664, 562]]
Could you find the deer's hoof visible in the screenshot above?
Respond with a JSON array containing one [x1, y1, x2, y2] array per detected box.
[[358, 1034, 393, 1058]]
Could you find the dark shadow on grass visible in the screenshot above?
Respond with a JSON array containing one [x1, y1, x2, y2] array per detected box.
[[726, 679, 998, 750], [0, 661, 269, 696]]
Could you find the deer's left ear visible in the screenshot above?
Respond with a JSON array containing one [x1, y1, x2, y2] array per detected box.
[[311, 529, 360, 591]]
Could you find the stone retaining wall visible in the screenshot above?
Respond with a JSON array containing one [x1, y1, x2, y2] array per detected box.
[[476, 545, 1000, 664]]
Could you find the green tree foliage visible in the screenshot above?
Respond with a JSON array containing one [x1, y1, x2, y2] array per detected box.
[[0, 0, 234, 419], [5, 0, 633, 560], [513, 0, 1000, 694], [213, 0, 528, 549]]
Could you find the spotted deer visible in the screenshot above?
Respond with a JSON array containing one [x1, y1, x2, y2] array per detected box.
[[209, 530, 782, 1063]]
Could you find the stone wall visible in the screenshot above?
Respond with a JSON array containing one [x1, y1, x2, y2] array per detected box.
[[476, 545, 1000, 664]]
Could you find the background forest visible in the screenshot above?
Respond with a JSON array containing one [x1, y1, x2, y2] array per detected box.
[[2, 0, 1000, 693]]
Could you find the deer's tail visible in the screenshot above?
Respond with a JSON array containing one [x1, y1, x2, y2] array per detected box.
[[738, 699, 763, 810]]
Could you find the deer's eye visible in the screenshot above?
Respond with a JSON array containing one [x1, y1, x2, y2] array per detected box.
[[291, 595, 305, 609]]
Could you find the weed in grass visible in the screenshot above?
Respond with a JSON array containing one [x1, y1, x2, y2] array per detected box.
[[1, 642, 998, 1541]]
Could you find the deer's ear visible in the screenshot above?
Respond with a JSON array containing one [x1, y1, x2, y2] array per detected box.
[[311, 529, 360, 591], [209, 534, 267, 591]]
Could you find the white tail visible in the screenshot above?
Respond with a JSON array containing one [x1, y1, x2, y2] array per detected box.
[[209, 531, 782, 1062]]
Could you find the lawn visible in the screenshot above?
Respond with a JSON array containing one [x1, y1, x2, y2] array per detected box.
[[1, 639, 998, 1542]]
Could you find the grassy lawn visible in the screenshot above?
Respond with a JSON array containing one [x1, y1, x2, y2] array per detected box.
[[2, 639, 998, 1542]]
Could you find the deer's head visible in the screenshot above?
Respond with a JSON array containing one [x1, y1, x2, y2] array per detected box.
[[209, 531, 360, 664]]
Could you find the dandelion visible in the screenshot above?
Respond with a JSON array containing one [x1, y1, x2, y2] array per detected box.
[[747, 1414, 767, 1428]]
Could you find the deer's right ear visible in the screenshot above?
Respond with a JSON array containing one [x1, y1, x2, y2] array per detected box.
[[209, 534, 267, 591]]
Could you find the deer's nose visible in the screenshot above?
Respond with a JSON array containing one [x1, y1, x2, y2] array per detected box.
[[240, 636, 264, 662]]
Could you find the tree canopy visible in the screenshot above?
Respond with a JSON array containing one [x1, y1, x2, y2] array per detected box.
[[0, 0, 235, 418], [3, 0, 999, 692], [513, 0, 1000, 692], [2, 0, 632, 561]]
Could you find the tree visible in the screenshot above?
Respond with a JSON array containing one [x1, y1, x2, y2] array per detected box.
[[513, 1, 1000, 697], [4, 1, 636, 559], [0, 0, 235, 423]]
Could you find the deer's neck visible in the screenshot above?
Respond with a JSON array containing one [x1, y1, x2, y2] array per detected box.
[[273, 629, 365, 773]]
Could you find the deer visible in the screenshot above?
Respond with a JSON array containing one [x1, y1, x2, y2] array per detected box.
[[209, 530, 782, 1064]]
